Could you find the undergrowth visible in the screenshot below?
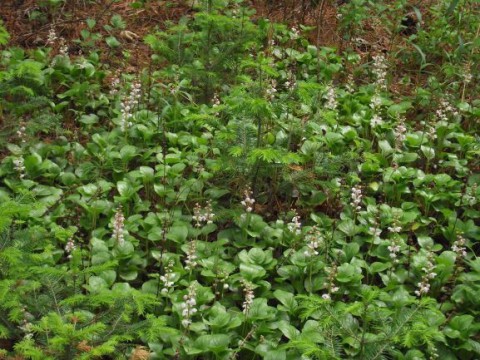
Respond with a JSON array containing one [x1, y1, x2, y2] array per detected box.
[[0, 0, 479, 359]]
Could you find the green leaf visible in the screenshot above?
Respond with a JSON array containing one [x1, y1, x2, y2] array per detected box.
[[99, 270, 117, 287], [88, 276, 108, 293], [240, 263, 266, 280], [276, 320, 300, 339], [110, 14, 126, 29], [106, 36, 121, 47], [338, 219, 358, 237], [193, 334, 230, 353], [370, 262, 390, 273], [274, 290, 298, 312], [447, 0, 461, 15], [166, 224, 188, 243], [0, 22, 10, 45], [336, 263, 363, 283], [80, 114, 99, 125], [417, 236, 433, 248], [421, 145, 435, 160], [248, 298, 276, 321], [86, 18, 96, 29]]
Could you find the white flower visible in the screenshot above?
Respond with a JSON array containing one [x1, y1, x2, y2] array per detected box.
[[463, 63, 472, 84], [415, 251, 436, 297], [350, 185, 363, 211], [325, 84, 337, 110], [242, 280, 254, 314], [185, 240, 198, 271], [285, 72, 297, 92], [181, 283, 198, 328], [369, 227, 382, 237], [436, 98, 459, 123], [452, 234, 467, 260], [287, 210, 302, 235], [266, 79, 277, 100], [13, 157, 25, 179], [290, 26, 300, 39], [370, 94, 382, 109], [112, 206, 125, 246], [322, 293, 331, 300], [372, 54, 388, 90], [59, 38, 69, 56], [119, 81, 142, 131], [192, 201, 214, 227], [212, 93, 221, 107], [65, 237, 76, 259], [394, 118, 407, 150], [304, 226, 322, 257], [160, 261, 175, 293], [241, 188, 255, 213], [388, 225, 402, 233], [17, 125, 27, 143], [46, 27, 57, 45], [388, 216, 402, 233], [110, 75, 120, 95], [370, 114, 384, 127]]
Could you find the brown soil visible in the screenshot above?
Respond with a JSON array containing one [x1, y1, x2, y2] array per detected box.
[[0, 0, 342, 70]]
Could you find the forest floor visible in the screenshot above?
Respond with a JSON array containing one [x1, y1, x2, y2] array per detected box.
[[1, 0, 346, 70]]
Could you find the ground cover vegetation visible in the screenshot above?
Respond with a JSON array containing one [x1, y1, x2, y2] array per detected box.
[[0, 0, 479, 359]]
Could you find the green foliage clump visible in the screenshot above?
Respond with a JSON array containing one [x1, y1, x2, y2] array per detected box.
[[0, 0, 479, 359]]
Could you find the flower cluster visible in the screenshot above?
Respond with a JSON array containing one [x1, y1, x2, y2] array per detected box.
[[324, 83, 337, 110], [372, 53, 388, 90], [394, 117, 407, 150], [120, 82, 142, 131], [160, 260, 175, 294], [112, 206, 125, 246], [368, 210, 382, 238], [241, 187, 255, 213], [387, 216, 402, 263], [47, 26, 68, 62], [19, 319, 34, 340], [181, 283, 198, 328], [285, 72, 297, 92], [17, 124, 26, 143], [462, 183, 478, 206], [109, 74, 121, 95], [369, 94, 384, 127], [304, 226, 323, 257], [13, 157, 25, 179], [387, 238, 401, 264], [184, 240, 198, 271], [436, 98, 459, 123], [287, 209, 302, 235], [462, 62, 472, 84], [290, 26, 300, 40], [46, 27, 58, 46], [241, 280, 254, 314], [59, 39, 69, 56], [388, 216, 402, 233], [415, 251, 437, 297], [350, 185, 363, 211], [452, 234, 467, 260], [265, 79, 277, 100], [370, 114, 384, 128], [422, 119, 437, 141], [65, 237, 76, 259], [322, 264, 339, 300], [345, 74, 355, 93], [192, 201, 214, 227], [212, 93, 221, 107]]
